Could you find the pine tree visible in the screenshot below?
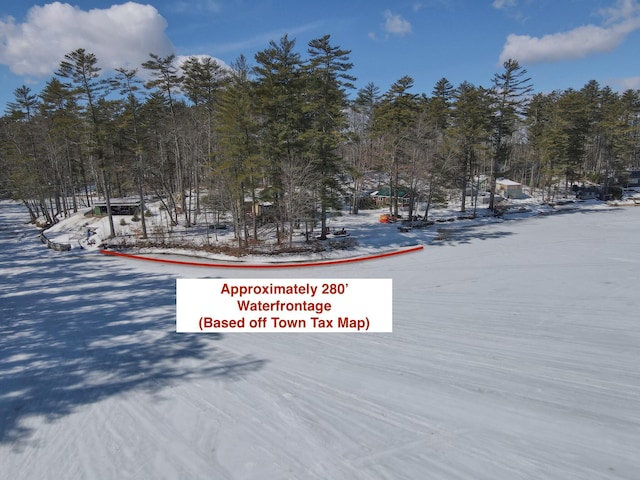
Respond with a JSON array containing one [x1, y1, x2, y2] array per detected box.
[[3, 86, 51, 223], [5, 86, 39, 120], [111, 67, 148, 238], [181, 56, 228, 219], [557, 89, 590, 190], [253, 35, 307, 243], [618, 89, 640, 176], [56, 48, 116, 237], [347, 82, 381, 214], [216, 55, 261, 246], [142, 53, 189, 225], [429, 77, 454, 131], [597, 86, 629, 199], [451, 82, 493, 213], [488, 59, 533, 210], [40, 78, 85, 213], [304, 34, 355, 239], [372, 76, 419, 217], [526, 91, 564, 198]]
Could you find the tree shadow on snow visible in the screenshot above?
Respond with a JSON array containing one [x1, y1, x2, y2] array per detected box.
[[0, 206, 266, 446], [424, 204, 626, 246], [431, 227, 515, 245]]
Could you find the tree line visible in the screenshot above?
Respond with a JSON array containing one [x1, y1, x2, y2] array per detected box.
[[1, 34, 639, 247]]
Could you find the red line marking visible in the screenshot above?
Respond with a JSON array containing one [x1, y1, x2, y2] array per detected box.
[[99, 245, 424, 268]]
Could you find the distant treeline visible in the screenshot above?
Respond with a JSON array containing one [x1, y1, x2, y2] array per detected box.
[[1, 34, 638, 246]]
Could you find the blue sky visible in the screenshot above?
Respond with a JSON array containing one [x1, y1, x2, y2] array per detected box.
[[1, 0, 640, 111]]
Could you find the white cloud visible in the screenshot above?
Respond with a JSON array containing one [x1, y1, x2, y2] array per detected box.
[[599, 0, 640, 24], [493, 0, 517, 9], [499, 0, 640, 63], [615, 76, 640, 90], [384, 10, 412, 36], [0, 2, 174, 77]]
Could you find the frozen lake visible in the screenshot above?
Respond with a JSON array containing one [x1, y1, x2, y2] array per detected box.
[[1, 201, 639, 479]]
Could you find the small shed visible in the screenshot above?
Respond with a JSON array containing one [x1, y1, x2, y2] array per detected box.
[[244, 200, 275, 218], [495, 178, 524, 199]]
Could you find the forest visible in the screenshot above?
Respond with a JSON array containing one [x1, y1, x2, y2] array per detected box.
[[1, 33, 639, 248]]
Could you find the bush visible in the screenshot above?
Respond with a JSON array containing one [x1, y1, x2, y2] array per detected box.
[[120, 218, 127, 226], [131, 214, 140, 222], [608, 186, 623, 200], [358, 196, 377, 210]]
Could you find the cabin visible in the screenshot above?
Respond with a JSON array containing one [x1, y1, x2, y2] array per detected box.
[[371, 187, 412, 207], [495, 178, 525, 199], [92, 199, 141, 216]]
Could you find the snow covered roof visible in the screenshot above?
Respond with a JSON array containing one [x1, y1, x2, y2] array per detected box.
[[93, 198, 141, 206], [371, 187, 411, 197], [496, 178, 522, 186]]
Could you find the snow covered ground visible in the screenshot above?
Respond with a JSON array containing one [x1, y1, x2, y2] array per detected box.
[[39, 194, 632, 263], [1, 199, 640, 479]]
